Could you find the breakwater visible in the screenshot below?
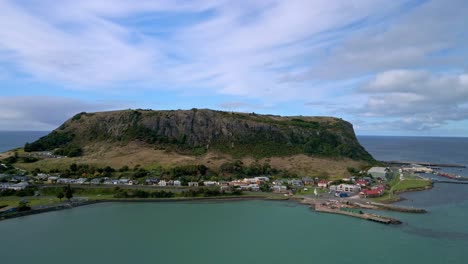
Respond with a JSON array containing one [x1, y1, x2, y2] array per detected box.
[[383, 160, 466, 168], [313, 204, 402, 225]]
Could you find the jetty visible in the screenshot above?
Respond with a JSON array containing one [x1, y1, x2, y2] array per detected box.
[[313, 204, 401, 225], [300, 198, 402, 225], [383, 160, 466, 168]]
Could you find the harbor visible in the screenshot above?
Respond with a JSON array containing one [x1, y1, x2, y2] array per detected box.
[[299, 198, 415, 225]]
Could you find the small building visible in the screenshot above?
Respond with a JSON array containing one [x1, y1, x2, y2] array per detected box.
[[359, 189, 384, 198], [0, 183, 12, 190], [317, 180, 330, 188], [159, 180, 167, 187], [272, 185, 288, 193], [203, 181, 218, 187], [90, 178, 102, 184], [188, 182, 199, 187], [254, 176, 270, 182], [355, 180, 367, 187], [288, 179, 303, 187], [368, 167, 388, 180], [47, 176, 59, 183], [75, 178, 88, 184], [145, 178, 159, 185], [301, 177, 314, 186], [8, 182, 29, 191], [248, 184, 260, 191], [336, 184, 360, 193], [119, 178, 130, 185], [173, 180, 181, 187]]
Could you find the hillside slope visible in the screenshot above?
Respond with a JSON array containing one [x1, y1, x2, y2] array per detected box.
[[24, 109, 373, 162]]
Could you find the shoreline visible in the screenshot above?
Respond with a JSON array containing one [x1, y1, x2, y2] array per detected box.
[[0, 195, 289, 222]]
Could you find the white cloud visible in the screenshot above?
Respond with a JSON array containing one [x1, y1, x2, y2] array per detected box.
[[0, 96, 129, 130], [351, 70, 468, 131]]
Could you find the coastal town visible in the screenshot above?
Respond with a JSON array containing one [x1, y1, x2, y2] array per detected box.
[[1, 161, 445, 223]]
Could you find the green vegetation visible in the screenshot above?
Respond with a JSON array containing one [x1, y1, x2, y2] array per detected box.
[[20, 109, 373, 161], [24, 131, 75, 152], [17, 200, 31, 212], [0, 187, 36, 197], [393, 179, 432, 193], [114, 188, 175, 198]]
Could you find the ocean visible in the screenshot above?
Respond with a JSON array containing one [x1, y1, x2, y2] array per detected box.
[[0, 131, 48, 153], [0, 133, 467, 264]]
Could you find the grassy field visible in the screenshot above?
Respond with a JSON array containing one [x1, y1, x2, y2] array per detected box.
[[0, 196, 61, 207], [15, 144, 367, 179], [393, 178, 432, 192], [371, 172, 432, 202]]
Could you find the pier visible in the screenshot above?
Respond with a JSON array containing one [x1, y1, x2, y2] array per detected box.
[[383, 160, 466, 168], [313, 204, 401, 225]]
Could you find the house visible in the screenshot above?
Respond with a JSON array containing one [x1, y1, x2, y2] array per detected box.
[[35, 173, 49, 180], [272, 185, 288, 193], [145, 178, 159, 185], [203, 181, 218, 187], [368, 167, 389, 180], [47, 176, 59, 183], [159, 180, 167, 187], [254, 176, 270, 182], [57, 178, 73, 184], [220, 185, 231, 191], [8, 182, 29, 191], [75, 178, 88, 184], [0, 183, 12, 190], [336, 184, 360, 193], [301, 177, 314, 185], [355, 180, 367, 187], [317, 180, 329, 188], [173, 180, 181, 187], [188, 182, 199, 187], [90, 178, 102, 184], [248, 184, 260, 191], [11, 176, 28, 182], [289, 179, 303, 187], [359, 189, 384, 198], [119, 178, 130, 185]]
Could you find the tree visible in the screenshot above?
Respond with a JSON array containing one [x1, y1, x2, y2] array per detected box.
[[17, 200, 31, 212], [70, 163, 78, 172], [57, 192, 64, 201], [64, 185, 73, 201]]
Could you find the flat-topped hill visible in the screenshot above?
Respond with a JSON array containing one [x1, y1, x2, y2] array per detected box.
[[23, 108, 373, 161]]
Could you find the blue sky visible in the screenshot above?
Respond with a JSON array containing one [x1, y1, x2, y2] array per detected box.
[[0, 0, 467, 136]]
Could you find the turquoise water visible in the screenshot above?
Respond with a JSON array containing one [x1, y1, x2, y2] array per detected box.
[[0, 200, 467, 264], [1, 134, 468, 263]]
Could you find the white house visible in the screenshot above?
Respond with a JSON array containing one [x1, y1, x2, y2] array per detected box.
[[188, 182, 199, 187], [248, 184, 260, 191], [173, 180, 181, 186], [272, 185, 288, 193], [203, 181, 218, 186], [159, 180, 167, 187], [336, 184, 361, 193], [8, 182, 29, 191]]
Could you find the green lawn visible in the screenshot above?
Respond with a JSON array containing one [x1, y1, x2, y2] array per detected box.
[[393, 179, 431, 192], [0, 196, 61, 207]]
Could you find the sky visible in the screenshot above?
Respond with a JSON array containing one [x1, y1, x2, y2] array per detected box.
[[0, 0, 467, 136]]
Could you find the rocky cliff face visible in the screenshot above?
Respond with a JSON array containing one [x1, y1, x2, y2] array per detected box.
[[26, 109, 373, 160]]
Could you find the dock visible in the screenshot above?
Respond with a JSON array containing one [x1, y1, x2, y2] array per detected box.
[[382, 160, 466, 168], [313, 204, 401, 225]]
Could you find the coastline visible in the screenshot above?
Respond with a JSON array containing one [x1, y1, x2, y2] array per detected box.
[[0, 195, 289, 222]]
